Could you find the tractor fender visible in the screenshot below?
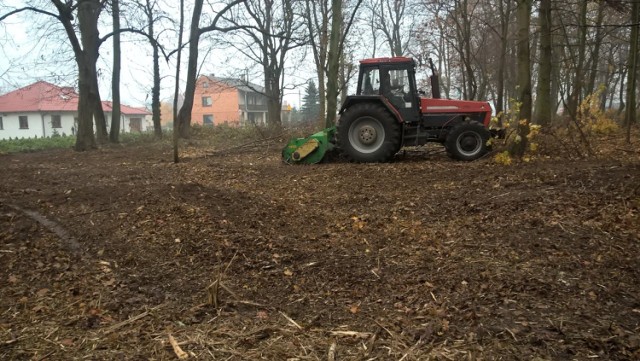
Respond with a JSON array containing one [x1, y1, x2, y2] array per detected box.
[[339, 95, 404, 123]]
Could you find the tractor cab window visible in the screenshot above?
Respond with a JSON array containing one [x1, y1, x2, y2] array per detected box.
[[389, 69, 411, 95], [386, 68, 412, 109], [361, 68, 380, 95]]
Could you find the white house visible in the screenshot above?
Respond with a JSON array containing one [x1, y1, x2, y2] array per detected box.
[[0, 81, 151, 140]]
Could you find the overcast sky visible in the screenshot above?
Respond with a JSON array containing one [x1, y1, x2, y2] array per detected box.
[[0, 0, 322, 109]]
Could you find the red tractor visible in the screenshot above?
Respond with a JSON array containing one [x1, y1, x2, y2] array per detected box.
[[282, 57, 497, 163]]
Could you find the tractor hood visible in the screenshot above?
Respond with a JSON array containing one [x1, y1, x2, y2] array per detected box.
[[420, 98, 492, 126]]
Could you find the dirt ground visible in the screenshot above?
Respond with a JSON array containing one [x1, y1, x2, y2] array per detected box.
[[1, 138, 639, 360]]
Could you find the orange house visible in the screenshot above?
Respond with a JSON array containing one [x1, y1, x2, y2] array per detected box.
[[193, 75, 268, 126]]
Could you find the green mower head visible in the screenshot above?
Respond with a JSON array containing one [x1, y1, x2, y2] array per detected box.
[[282, 127, 336, 164]]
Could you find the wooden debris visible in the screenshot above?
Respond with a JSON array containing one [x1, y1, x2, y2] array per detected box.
[[329, 331, 372, 339], [168, 333, 188, 360], [279, 311, 303, 330], [103, 304, 163, 334], [327, 342, 336, 361]]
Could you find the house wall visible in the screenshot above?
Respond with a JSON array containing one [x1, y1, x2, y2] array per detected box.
[[105, 113, 150, 133], [193, 77, 241, 126], [0, 112, 150, 141], [0, 112, 76, 140]]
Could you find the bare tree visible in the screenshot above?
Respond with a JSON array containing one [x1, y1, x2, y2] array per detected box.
[[1, 0, 113, 150], [625, 0, 639, 143], [173, 0, 184, 162], [110, 0, 122, 142], [304, 0, 329, 125], [174, 0, 244, 138], [370, 0, 414, 57], [534, 0, 552, 125], [511, 0, 532, 158], [221, 0, 307, 129], [324, 0, 364, 127]]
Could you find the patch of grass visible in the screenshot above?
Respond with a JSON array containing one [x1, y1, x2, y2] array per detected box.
[[119, 131, 166, 145], [0, 135, 76, 154], [0, 124, 294, 155]]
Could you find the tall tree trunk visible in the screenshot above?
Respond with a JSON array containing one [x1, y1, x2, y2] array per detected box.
[[92, 84, 108, 143], [173, 0, 185, 162], [496, 0, 511, 123], [512, 0, 532, 158], [110, 0, 121, 143], [567, 0, 588, 118], [76, 57, 97, 151], [325, 0, 342, 127], [176, 0, 204, 139], [305, 0, 328, 127], [625, 0, 640, 143], [618, 67, 626, 114], [264, 61, 283, 128], [75, 0, 106, 150], [534, 0, 552, 125], [149, 0, 162, 138], [80, 0, 107, 145], [585, 2, 605, 97]]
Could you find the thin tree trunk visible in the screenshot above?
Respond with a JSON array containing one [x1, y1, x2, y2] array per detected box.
[[586, 3, 605, 97], [173, 0, 185, 162], [534, 0, 552, 125], [149, 0, 162, 139], [625, 0, 640, 143], [176, 0, 204, 139], [110, 0, 121, 143], [75, 0, 105, 150], [567, 0, 588, 118], [512, 0, 532, 158], [325, 0, 342, 127], [76, 58, 97, 151], [496, 0, 510, 120]]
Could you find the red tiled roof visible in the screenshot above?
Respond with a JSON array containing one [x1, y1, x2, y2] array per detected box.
[[0, 81, 78, 112], [0, 81, 150, 115], [102, 101, 151, 116]]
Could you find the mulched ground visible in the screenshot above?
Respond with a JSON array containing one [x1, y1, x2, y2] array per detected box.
[[0, 137, 639, 360]]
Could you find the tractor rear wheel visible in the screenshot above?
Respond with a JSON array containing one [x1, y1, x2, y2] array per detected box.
[[337, 103, 401, 162], [445, 120, 490, 161]]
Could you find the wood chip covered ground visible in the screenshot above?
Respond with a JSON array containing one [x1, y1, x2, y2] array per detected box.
[[1, 135, 639, 360]]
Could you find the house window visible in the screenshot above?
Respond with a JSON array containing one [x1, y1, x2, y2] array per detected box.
[[51, 115, 62, 128], [19, 116, 28, 129], [202, 96, 212, 107], [203, 114, 214, 126], [203, 82, 209, 88], [0, 116, 3, 130]]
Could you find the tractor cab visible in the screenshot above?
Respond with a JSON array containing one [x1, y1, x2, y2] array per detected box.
[[356, 57, 420, 123]]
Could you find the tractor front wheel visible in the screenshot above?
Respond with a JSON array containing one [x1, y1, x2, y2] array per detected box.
[[445, 120, 490, 161], [337, 103, 401, 162]]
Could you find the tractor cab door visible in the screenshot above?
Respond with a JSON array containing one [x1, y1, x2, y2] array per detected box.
[[380, 65, 420, 123]]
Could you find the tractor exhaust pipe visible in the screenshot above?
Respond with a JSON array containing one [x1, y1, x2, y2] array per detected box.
[[428, 58, 441, 99]]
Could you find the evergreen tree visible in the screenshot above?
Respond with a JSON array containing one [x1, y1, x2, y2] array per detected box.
[[301, 80, 320, 123]]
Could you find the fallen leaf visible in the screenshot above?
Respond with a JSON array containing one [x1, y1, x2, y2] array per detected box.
[[60, 338, 74, 346], [256, 310, 269, 320], [36, 288, 49, 297], [283, 268, 293, 277]]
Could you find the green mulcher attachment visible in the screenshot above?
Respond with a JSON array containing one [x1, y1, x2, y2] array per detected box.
[[282, 127, 336, 164]]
